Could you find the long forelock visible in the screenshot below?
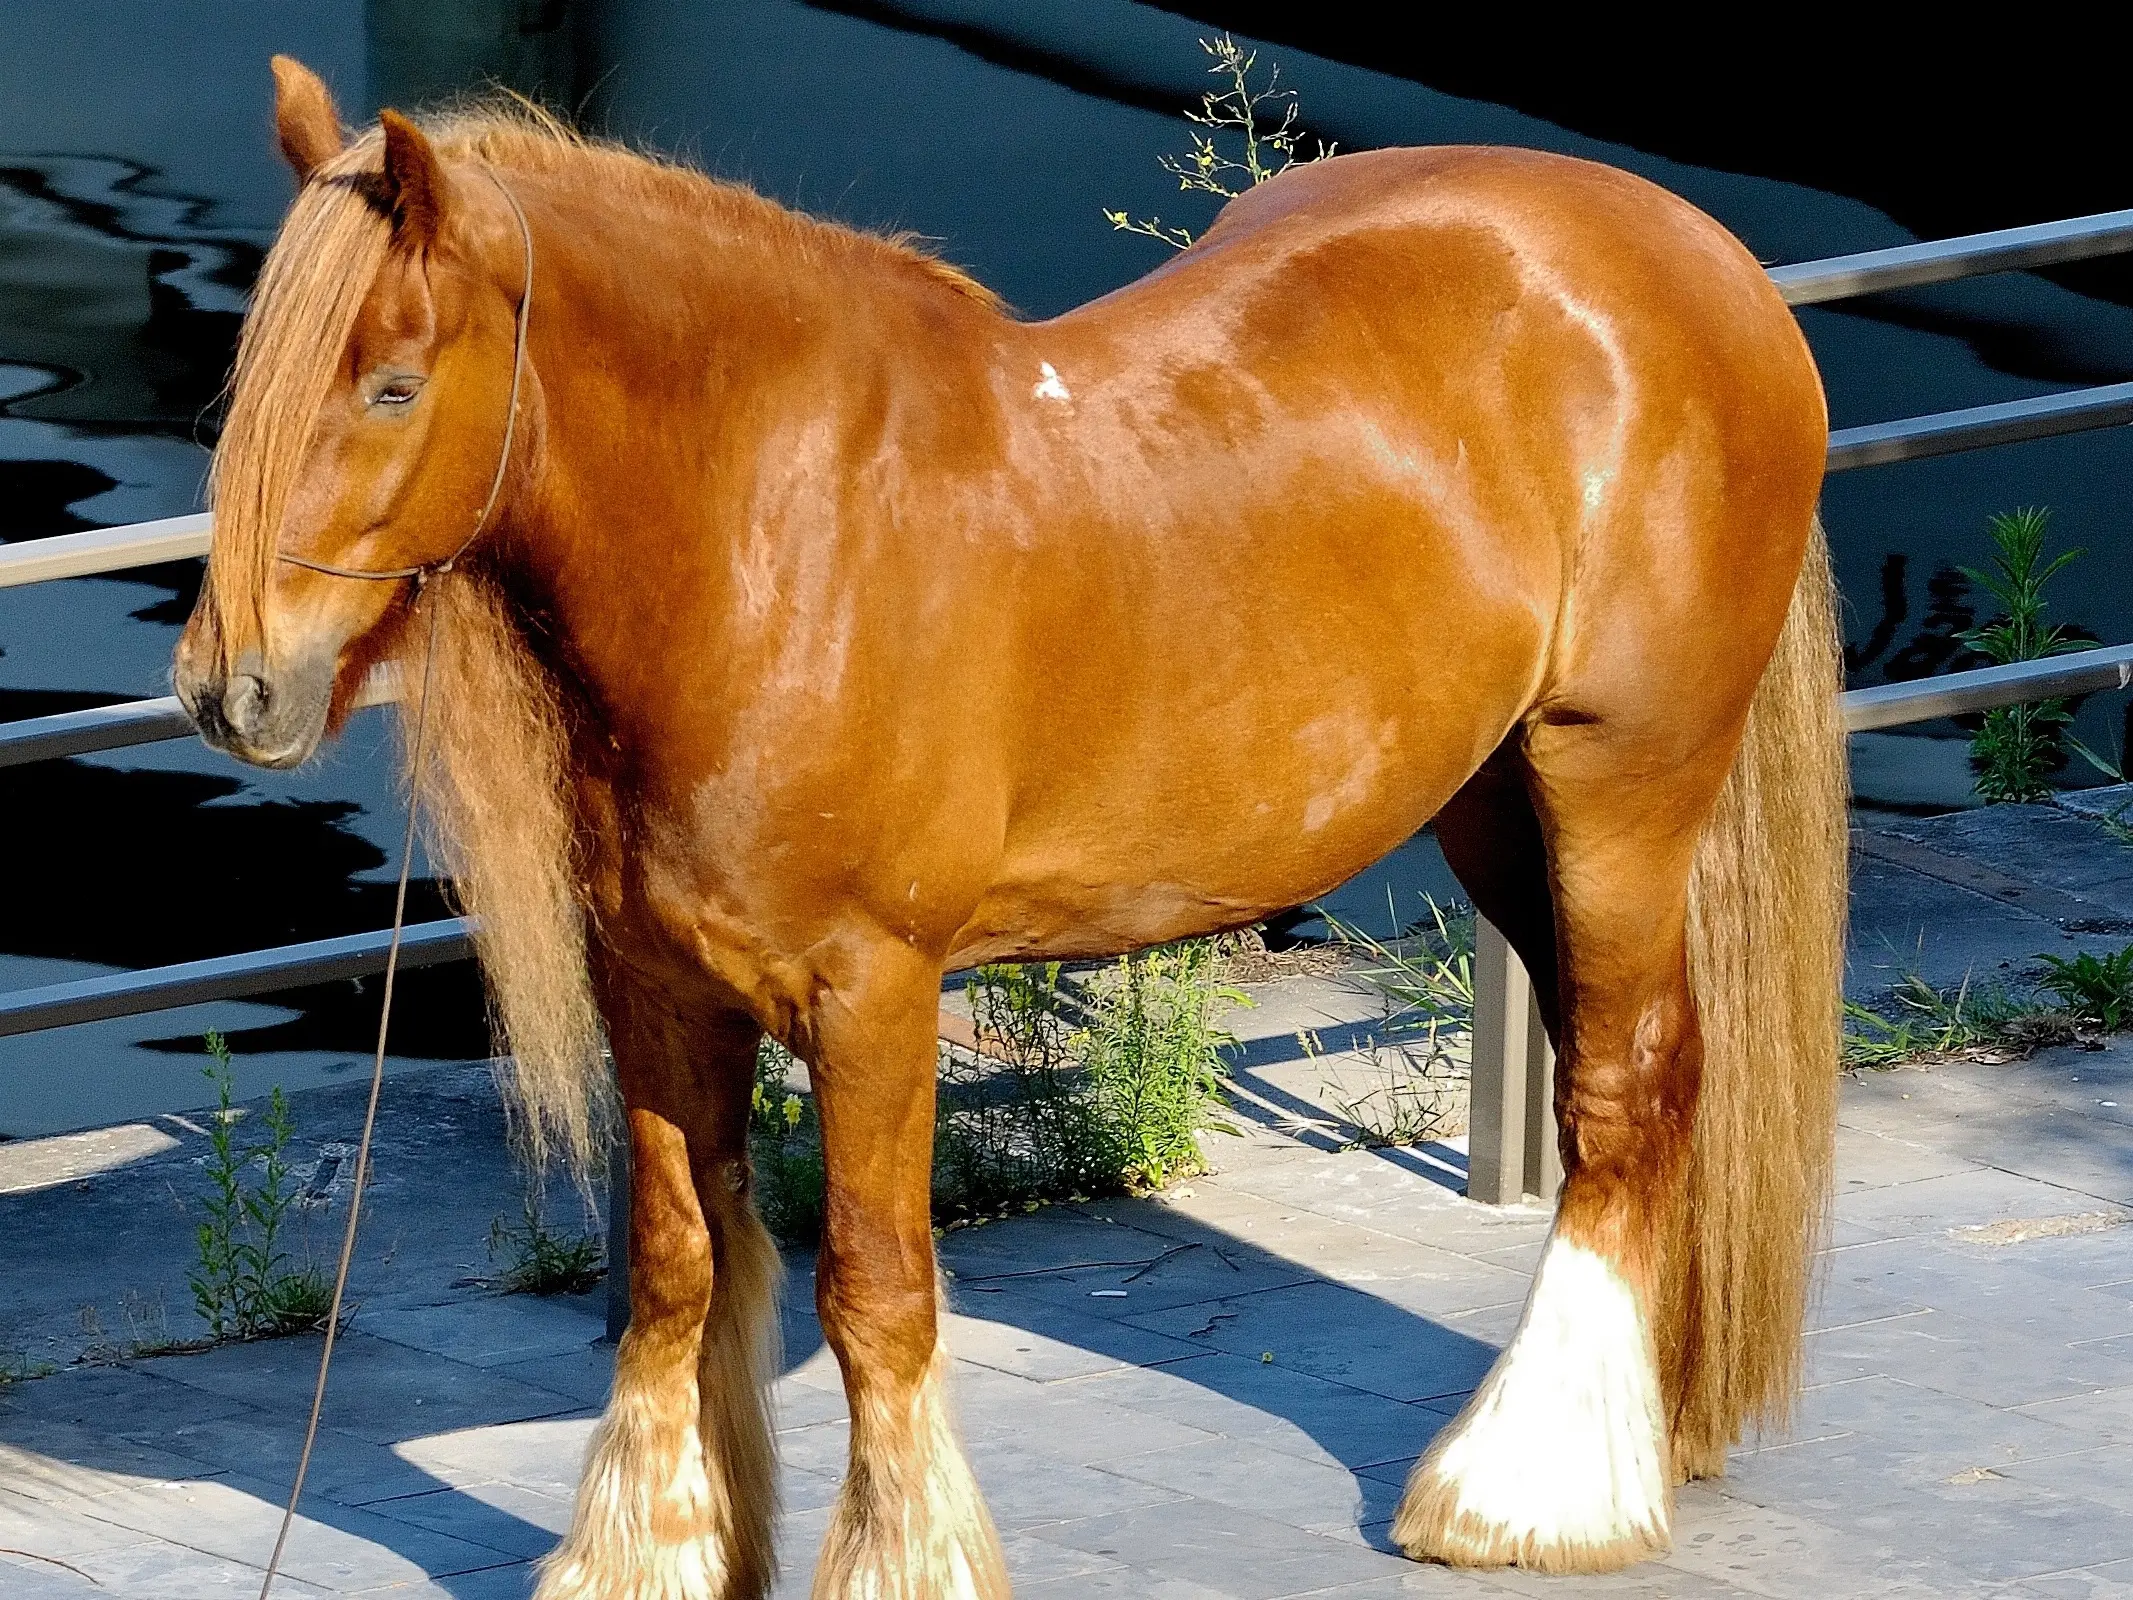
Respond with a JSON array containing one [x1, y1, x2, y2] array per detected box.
[[206, 151, 392, 656]]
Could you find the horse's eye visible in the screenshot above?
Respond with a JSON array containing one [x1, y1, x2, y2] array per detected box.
[[370, 376, 423, 408]]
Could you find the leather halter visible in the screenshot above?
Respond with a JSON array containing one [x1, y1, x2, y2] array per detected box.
[[277, 166, 534, 587]]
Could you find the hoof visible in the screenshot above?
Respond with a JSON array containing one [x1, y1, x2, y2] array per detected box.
[[1393, 1234, 1670, 1573], [812, 1350, 1008, 1600]]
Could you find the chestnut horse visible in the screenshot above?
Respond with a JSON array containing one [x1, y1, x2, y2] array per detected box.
[[175, 58, 1845, 1597]]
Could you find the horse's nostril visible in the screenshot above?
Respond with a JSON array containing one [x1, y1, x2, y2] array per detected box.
[[224, 673, 271, 736]]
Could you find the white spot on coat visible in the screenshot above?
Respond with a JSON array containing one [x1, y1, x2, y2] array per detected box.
[[1033, 362, 1071, 402]]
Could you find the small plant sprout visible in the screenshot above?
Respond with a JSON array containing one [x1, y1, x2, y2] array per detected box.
[[487, 1195, 605, 1296], [2035, 946, 2133, 1032], [189, 1032, 332, 1340], [1105, 34, 1333, 249], [1961, 508, 2089, 804]]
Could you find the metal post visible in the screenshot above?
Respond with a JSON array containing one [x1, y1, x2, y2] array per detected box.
[[605, 1132, 631, 1343], [1520, 981, 1562, 1203], [1467, 916, 1528, 1204], [1467, 915, 1559, 1205]]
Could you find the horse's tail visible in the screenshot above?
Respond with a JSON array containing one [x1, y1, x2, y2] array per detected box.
[[1663, 511, 1848, 1477]]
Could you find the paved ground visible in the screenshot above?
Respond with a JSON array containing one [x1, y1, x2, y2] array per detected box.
[[4, 795, 2133, 1598]]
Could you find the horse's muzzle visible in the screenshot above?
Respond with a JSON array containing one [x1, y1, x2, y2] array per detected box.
[[175, 650, 331, 770]]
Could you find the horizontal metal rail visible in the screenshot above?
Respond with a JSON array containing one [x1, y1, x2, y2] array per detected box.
[[1842, 643, 2133, 732], [0, 513, 210, 589], [0, 696, 196, 768], [1826, 382, 2133, 472], [0, 919, 474, 1039], [1773, 208, 2133, 307], [0, 670, 398, 769]]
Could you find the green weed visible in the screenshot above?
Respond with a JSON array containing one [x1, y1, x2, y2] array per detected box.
[[1326, 895, 1475, 1041], [2035, 945, 2133, 1031], [0, 1350, 56, 1387], [487, 1195, 605, 1296], [1962, 508, 2087, 803], [750, 1039, 825, 1243], [1104, 34, 1331, 249], [746, 941, 1244, 1242], [1842, 972, 2077, 1068], [1080, 941, 1247, 1189], [189, 1033, 331, 1340]]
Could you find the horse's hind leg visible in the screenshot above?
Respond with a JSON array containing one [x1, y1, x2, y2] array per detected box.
[[1395, 718, 1734, 1573], [803, 938, 1007, 1600], [538, 975, 778, 1600]]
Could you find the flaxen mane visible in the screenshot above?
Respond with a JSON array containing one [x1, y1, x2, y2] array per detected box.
[[209, 107, 992, 1170]]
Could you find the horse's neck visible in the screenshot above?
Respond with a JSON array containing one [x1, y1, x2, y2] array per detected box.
[[504, 171, 994, 698]]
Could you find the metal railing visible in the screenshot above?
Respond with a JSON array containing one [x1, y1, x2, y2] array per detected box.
[[8, 206, 2133, 1207]]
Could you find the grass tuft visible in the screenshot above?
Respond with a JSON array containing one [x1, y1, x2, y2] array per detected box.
[[487, 1195, 606, 1296], [2035, 946, 2133, 1031]]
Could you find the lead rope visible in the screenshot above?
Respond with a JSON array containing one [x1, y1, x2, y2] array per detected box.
[[253, 165, 533, 1600], [256, 591, 440, 1600]]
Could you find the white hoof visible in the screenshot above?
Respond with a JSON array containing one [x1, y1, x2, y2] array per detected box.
[[1394, 1232, 1669, 1572]]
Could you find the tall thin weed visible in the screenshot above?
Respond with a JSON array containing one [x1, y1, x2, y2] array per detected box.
[[189, 1033, 331, 1340], [1962, 508, 2087, 803]]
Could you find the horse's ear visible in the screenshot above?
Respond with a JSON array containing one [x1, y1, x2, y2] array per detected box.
[[270, 56, 344, 181], [378, 109, 445, 249]]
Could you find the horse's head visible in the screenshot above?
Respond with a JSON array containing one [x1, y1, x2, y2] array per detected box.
[[175, 57, 535, 768]]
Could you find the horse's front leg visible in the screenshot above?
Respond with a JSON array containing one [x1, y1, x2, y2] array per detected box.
[[805, 939, 1008, 1600], [539, 978, 779, 1600]]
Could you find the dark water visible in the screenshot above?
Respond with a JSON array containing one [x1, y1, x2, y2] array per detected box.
[[3, 0, 2131, 1133]]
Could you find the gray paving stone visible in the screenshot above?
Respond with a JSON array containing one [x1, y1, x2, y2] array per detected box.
[[358, 1294, 606, 1369], [137, 1333, 583, 1445], [1832, 1122, 1981, 1191], [2017, 1383, 2133, 1445], [0, 1361, 255, 1436], [775, 1417, 847, 1480], [0, 1550, 107, 1598], [966, 1434, 1191, 1531], [360, 1479, 569, 1561], [346, 1562, 536, 1599], [1096, 1433, 1401, 1535], [1470, 1552, 1757, 1598], [0, 1482, 154, 1558], [771, 1372, 850, 1428], [1067, 1350, 1445, 1470], [952, 1234, 1318, 1318], [392, 1416, 598, 1500], [945, 1286, 1204, 1381], [953, 1360, 1223, 1464], [71, 1471, 526, 1589], [1663, 1489, 1966, 1598], [487, 1342, 616, 1408], [102, 1413, 442, 1508], [1999, 1442, 2133, 1511], [1832, 1167, 2116, 1240], [1012, 1566, 1242, 1599], [2006, 1557, 2133, 1599], [0, 1417, 233, 1504], [1123, 1281, 1498, 1404], [998, 1528, 1127, 1585], [1805, 1304, 2133, 1407], [1025, 1496, 1411, 1598], [61, 1538, 339, 1597]]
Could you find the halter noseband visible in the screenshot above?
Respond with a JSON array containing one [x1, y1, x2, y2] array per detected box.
[[277, 166, 534, 588]]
